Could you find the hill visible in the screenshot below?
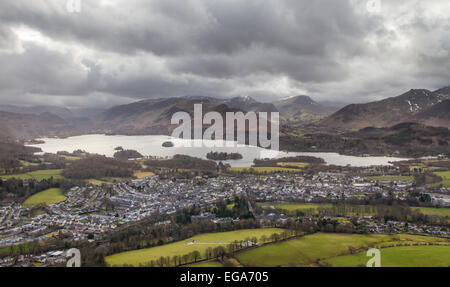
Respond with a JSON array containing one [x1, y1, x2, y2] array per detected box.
[[319, 87, 450, 129], [0, 111, 80, 140], [410, 100, 450, 128], [280, 122, 449, 157], [99, 97, 244, 135], [273, 95, 332, 123]]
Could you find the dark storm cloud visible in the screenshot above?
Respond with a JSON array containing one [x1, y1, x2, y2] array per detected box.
[[0, 0, 449, 106], [0, 43, 89, 95]]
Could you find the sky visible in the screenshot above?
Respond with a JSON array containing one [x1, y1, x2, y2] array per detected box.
[[0, 0, 449, 108]]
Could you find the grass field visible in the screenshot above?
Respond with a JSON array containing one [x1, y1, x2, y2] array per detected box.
[[86, 179, 114, 185], [432, 171, 450, 187], [229, 167, 303, 174], [259, 202, 332, 214], [276, 162, 309, 168], [366, 176, 414, 182], [258, 202, 379, 216], [1, 169, 63, 181], [105, 228, 285, 266], [235, 233, 449, 267], [187, 261, 224, 267], [411, 207, 450, 217], [259, 202, 449, 218], [134, 171, 156, 178], [321, 245, 450, 267], [22, 188, 66, 207]]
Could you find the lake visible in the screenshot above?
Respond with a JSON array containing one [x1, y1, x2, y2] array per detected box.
[[27, 134, 407, 167]]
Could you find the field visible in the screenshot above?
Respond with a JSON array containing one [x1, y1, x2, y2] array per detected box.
[[433, 171, 450, 187], [259, 202, 332, 214], [258, 202, 379, 216], [1, 169, 63, 181], [134, 171, 156, 179], [105, 228, 285, 266], [187, 261, 224, 267], [321, 245, 450, 267], [22, 188, 66, 207], [229, 167, 302, 174], [276, 162, 309, 168], [365, 176, 414, 182], [86, 179, 114, 185], [235, 233, 449, 267], [411, 207, 450, 217], [259, 202, 450, 217]]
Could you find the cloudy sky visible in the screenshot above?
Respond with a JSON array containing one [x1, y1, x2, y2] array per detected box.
[[0, 0, 449, 108]]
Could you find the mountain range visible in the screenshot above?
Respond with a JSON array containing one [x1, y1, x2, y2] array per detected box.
[[319, 87, 450, 129], [0, 86, 448, 142]]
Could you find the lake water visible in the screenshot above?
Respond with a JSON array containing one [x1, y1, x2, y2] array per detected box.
[[27, 134, 407, 167]]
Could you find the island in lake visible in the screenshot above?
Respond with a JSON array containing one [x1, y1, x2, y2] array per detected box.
[[206, 151, 243, 160], [162, 141, 174, 147], [113, 149, 143, 160]]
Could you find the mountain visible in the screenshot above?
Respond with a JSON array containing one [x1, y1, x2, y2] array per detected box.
[[319, 88, 450, 129], [99, 97, 244, 135], [280, 122, 449, 157], [0, 111, 79, 140], [410, 100, 450, 128], [0, 105, 73, 119], [224, 96, 278, 113], [0, 104, 99, 132], [273, 95, 333, 123]]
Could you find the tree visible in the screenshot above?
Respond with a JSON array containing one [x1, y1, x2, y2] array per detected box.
[[192, 250, 201, 262]]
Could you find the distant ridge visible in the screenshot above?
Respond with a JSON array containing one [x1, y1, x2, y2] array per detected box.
[[318, 87, 450, 129]]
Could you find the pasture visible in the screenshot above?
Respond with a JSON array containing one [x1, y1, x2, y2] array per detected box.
[[365, 176, 414, 182], [22, 188, 66, 207], [321, 245, 450, 267], [105, 228, 285, 267], [187, 261, 224, 267], [259, 202, 449, 218], [229, 167, 302, 174], [276, 162, 309, 168], [411, 207, 450, 217], [134, 171, 156, 179], [1, 169, 63, 181], [433, 171, 450, 187], [235, 233, 449, 267]]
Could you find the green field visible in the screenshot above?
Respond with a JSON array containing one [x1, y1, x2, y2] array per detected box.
[[258, 202, 379, 216], [366, 176, 414, 182], [229, 167, 303, 173], [276, 162, 309, 168], [23, 188, 66, 207], [259, 202, 332, 214], [235, 233, 449, 267], [1, 169, 63, 181], [321, 245, 450, 267], [411, 207, 450, 217], [187, 261, 224, 267], [259, 202, 449, 218], [433, 171, 450, 187], [106, 228, 285, 267]]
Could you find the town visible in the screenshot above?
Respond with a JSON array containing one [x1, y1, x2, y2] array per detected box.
[[1, 166, 449, 266]]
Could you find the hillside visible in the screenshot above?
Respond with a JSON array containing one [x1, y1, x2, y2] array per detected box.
[[99, 97, 246, 135], [280, 122, 449, 157], [410, 100, 450, 128], [224, 96, 278, 113], [273, 95, 332, 123], [319, 88, 450, 129], [0, 111, 80, 140]]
